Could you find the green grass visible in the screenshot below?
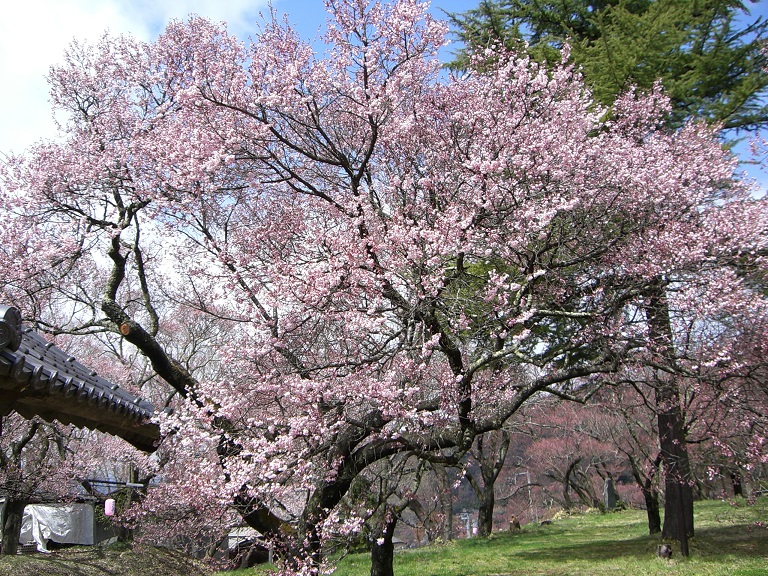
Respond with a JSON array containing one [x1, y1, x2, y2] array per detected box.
[[229, 498, 768, 576], [2, 499, 760, 576]]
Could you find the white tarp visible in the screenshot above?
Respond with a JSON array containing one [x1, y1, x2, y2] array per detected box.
[[19, 503, 95, 552]]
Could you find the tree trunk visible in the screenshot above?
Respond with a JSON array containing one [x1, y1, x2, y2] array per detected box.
[[730, 471, 743, 498], [629, 455, 661, 534], [1, 497, 28, 555], [292, 476, 353, 572], [476, 485, 494, 537], [294, 516, 323, 573], [561, 457, 582, 512], [468, 430, 510, 537], [656, 386, 694, 542], [643, 487, 662, 535], [370, 510, 398, 576], [433, 464, 454, 541], [117, 466, 139, 543], [646, 284, 694, 547], [569, 470, 601, 509]]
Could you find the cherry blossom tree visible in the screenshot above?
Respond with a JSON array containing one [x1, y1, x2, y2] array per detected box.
[[1, 0, 766, 572], [677, 296, 768, 495], [0, 415, 70, 554]]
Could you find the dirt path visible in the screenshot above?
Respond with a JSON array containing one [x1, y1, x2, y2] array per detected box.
[[0, 545, 213, 576]]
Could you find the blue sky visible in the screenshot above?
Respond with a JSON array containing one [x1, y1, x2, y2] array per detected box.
[[0, 0, 766, 190], [0, 0, 475, 156]]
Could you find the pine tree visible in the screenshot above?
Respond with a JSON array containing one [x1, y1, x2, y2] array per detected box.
[[451, 0, 768, 131]]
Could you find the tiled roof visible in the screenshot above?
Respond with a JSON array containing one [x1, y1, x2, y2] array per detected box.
[[0, 305, 159, 452]]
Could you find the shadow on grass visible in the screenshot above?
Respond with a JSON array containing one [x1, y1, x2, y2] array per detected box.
[[0, 553, 119, 576], [688, 524, 768, 557], [507, 522, 768, 565], [507, 535, 656, 563], [0, 546, 212, 576]]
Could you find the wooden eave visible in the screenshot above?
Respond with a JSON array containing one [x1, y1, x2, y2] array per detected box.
[[0, 306, 159, 452]]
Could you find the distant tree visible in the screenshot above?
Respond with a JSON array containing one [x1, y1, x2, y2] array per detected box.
[[0, 409, 150, 555], [524, 400, 623, 512], [577, 386, 663, 533], [342, 455, 430, 576]]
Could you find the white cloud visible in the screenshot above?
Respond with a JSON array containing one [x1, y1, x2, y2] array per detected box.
[[0, 0, 469, 156], [0, 0, 269, 156]]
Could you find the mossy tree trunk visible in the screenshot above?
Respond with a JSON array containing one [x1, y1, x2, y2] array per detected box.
[[1, 497, 28, 555]]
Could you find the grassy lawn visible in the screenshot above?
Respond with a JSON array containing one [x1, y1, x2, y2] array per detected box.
[[0, 498, 763, 575], [233, 498, 768, 576]]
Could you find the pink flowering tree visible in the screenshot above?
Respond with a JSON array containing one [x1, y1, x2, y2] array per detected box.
[[0, 415, 72, 554], [1, 0, 767, 572], [0, 412, 149, 555], [675, 289, 768, 493]]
